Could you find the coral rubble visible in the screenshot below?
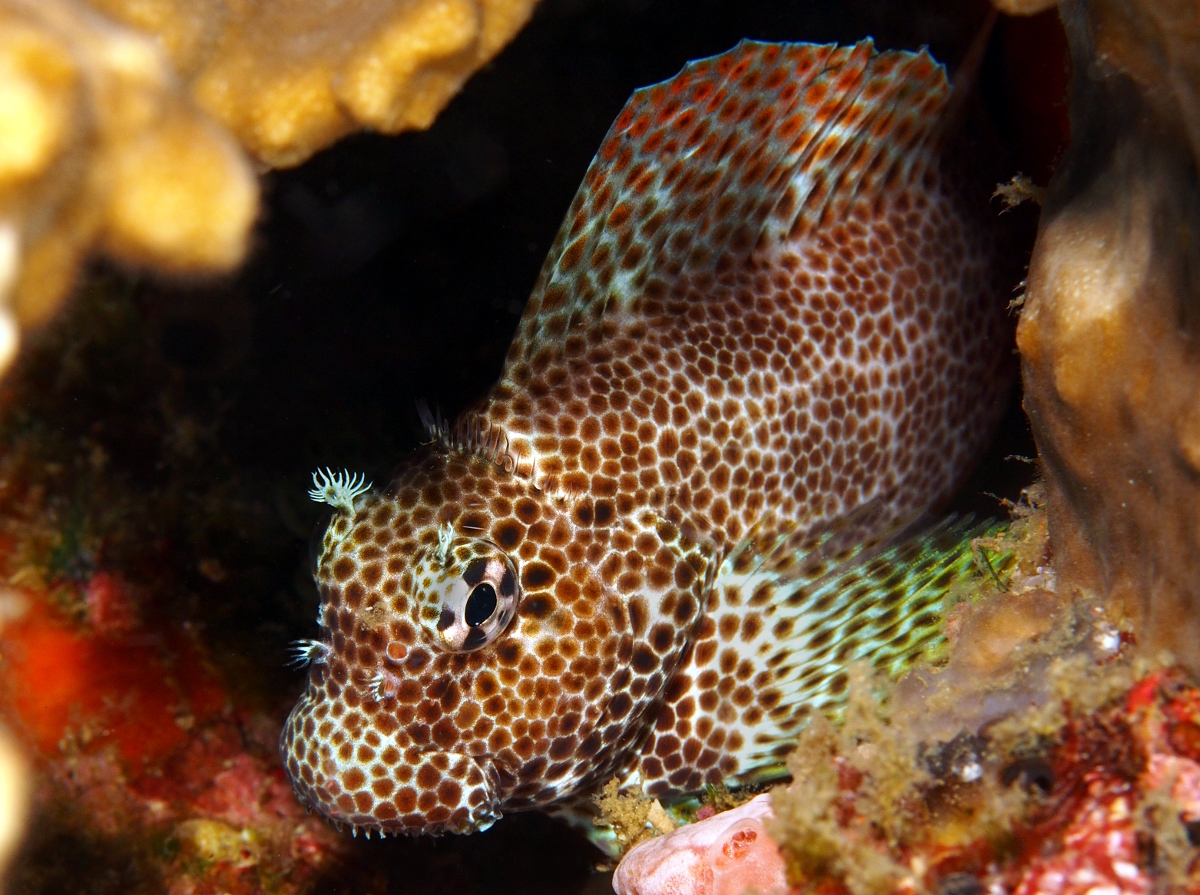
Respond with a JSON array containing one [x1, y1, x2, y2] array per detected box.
[[617, 658, 1200, 895], [611, 493, 1200, 895], [594, 778, 678, 854], [1015, 0, 1200, 676]]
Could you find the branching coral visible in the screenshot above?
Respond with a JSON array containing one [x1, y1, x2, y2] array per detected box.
[[0, 0, 257, 373], [173, 0, 541, 169], [8, 0, 543, 173], [0, 0, 540, 379]]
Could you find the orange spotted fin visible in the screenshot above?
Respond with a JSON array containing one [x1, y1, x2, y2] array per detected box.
[[506, 38, 951, 365]]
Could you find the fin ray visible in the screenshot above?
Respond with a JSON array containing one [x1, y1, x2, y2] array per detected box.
[[633, 515, 1015, 797], [505, 39, 950, 367]]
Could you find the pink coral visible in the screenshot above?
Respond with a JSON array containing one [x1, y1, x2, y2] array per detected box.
[[612, 794, 792, 895]]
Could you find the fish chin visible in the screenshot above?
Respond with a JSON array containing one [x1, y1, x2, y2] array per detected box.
[[280, 694, 502, 836]]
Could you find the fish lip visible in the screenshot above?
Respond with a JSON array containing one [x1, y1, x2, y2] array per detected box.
[[281, 695, 503, 836], [299, 749, 503, 837], [385, 748, 503, 837]]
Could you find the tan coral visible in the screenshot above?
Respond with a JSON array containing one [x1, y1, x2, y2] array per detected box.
[[0, 0, 258, 373], [993, 0, 1060, 14], [0, 724, 29, 892], [1015, 0, 1200, 677], [89, 0, 541, 168], [0, 0, 538, 379]]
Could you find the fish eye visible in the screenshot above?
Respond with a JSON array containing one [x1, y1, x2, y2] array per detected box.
[[413, 536, 519, 652], [465, 583, 497, 627]]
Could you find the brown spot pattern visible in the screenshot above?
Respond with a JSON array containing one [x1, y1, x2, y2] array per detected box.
[[280, 38, 1014, 836]]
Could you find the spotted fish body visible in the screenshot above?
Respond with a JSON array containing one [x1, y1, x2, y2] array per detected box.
[[281, 39, 1014, 837]]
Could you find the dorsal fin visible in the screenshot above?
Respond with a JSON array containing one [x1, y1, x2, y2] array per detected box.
[[505, 39, 951, 367]]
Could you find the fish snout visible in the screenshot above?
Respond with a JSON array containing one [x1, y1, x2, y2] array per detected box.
[[280, 700, 501, 835]]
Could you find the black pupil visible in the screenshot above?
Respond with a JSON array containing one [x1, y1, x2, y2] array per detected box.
[[465, 583, 497, 627]]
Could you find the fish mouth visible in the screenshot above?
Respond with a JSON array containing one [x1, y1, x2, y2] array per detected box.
[[387, 749, 503, 836], [281, 705, 502, 836]]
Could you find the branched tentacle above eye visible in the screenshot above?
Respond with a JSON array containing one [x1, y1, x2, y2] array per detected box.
[[308, 467, 372, 513]]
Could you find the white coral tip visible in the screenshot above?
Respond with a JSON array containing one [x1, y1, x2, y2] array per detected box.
[[308, 467, 372, 513]]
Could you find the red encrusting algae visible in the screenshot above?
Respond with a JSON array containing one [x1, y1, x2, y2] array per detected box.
[[1, 595, 226, 763], [0, 537, 348, 893]]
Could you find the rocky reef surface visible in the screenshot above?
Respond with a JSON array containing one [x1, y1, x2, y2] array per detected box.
[[1017, 0, 1200, 681], [612, 488, 1200, 895]]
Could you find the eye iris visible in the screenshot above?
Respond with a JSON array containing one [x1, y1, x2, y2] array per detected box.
[[464, 583, 498, 627]]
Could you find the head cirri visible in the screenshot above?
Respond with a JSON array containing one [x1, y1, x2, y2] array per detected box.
[[281, 450, 709, 836]]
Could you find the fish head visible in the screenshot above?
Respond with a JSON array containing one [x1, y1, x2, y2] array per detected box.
[[280, 444, 709, 835]]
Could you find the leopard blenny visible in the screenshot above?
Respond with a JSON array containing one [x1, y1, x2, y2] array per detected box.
[[281, 38, 1015, 837]]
